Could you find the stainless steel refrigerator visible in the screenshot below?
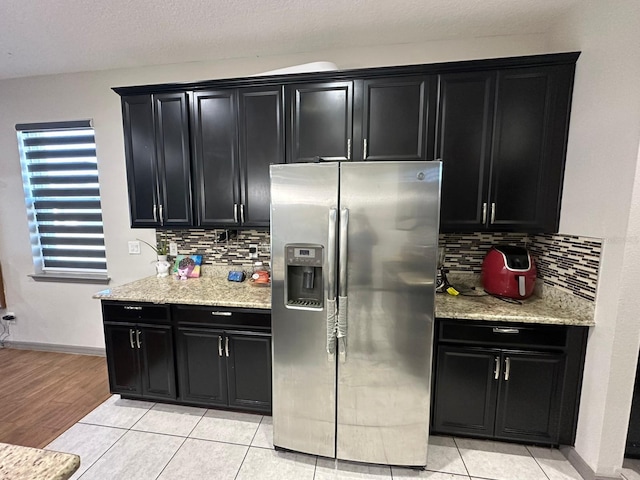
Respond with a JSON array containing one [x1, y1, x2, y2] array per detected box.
[[270, 161, 441, 466]]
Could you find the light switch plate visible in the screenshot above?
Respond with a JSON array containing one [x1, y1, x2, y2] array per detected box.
[[128, 241, 141, 255], [169, 242, 178, 256]]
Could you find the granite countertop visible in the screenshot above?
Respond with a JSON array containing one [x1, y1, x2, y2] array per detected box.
[[0, 443, 80, 480], [93, 266, 270, 310], [94, 267, 594, 327]]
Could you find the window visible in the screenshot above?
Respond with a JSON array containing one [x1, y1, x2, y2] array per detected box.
[[16, 120, 109, 283]]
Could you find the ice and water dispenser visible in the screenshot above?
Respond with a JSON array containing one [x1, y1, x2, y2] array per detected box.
[[285, 244, 323, 309]]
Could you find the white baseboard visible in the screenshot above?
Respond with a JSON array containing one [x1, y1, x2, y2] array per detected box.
[[4, 341, 105, 357], [561, 445, 621, 480]]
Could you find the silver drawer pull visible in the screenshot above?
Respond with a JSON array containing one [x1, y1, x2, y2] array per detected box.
[[211, 311, 232, 317], [492, 327, 519, 334], [124, 306, 143, 310]]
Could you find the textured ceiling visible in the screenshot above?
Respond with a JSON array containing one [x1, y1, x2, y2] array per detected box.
[[0, 0, 578, 80]]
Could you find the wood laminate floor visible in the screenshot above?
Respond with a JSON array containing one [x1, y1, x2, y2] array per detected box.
[[0, 348, 110, 448]]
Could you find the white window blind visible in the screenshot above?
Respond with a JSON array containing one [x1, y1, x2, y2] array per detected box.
[[16, 121, 107, 276]]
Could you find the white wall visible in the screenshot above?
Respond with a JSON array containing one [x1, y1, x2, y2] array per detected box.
[[549, 0, 640, 476], [0, 34, 552, 349]]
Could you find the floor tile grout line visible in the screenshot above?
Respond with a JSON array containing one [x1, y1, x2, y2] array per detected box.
[[154, 435, 189, 480], [453, 436, 473, 477], [75, 424, 128, 479], [233, 442, 252, 480], [246, 414, 264, 447], [526, 445, 553, 480]]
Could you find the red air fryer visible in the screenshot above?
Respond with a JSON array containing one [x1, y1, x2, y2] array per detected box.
[[482, 246, 536, 299]]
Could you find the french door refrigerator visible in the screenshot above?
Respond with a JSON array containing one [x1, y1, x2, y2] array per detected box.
[[270, 161, 441, 466]]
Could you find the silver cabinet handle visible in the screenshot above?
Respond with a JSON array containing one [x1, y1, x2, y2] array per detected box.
[[129, 329, 135, 349], [218, 336, 223, 356], [159, 204, 164, 225], [482, 203, 487, 224], [136, 330, 141, 349], [492, 327, 520, 334], [504, 357, 511, 381], [153, 204, 158, 222], [494, 356, 500, 380], [211, 311, 232, 316], [225, 337, 229, 357], [233, 204, 238, 223], [347, 139, 351, 160], [363, 138, 368, 159], [124, 306, 142, 310], [240, 204, 245, 224], [491, 203, 496, 224]]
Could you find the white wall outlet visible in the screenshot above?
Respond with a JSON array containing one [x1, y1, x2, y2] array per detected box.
[[128, 241, 141, 255], [249, 244, 258, 259], [169, 242, 178, 256]]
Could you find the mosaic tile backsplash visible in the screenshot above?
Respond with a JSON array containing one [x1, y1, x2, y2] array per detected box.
[[440, 232, 602, 302], [158, 229, 602, 303]]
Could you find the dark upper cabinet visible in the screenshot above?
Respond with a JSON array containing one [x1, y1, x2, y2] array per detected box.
[[191, 90, 239, 227], [286, 81, 353, 163], [357, 76, 435, 161], [438, 64, 574, 233], [192, 87, 284, 228], [121, 94, 192, 228], [238, 87, 285, 227], [287, 76, 435, 163]]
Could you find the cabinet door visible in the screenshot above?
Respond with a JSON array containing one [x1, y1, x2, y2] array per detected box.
[[191, 90, 240, 226], [432, 346, 498, 438], [104, 323, 141, 395], [226, 332, 272, 412], [287, 81, 353, 163], [358, 76, 434, 161], [495, 351, 565, 444], [122, 95, 160, 228], [437, 73, 495, 232], [489, 65, 573, 232], [153, 93, 193, 226], [176, 327, 228, 406], [138, 324, 176, 400], [238, 87, 285, 227]]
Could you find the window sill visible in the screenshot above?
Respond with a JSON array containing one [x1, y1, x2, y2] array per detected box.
[[29, 273, 111, 285]]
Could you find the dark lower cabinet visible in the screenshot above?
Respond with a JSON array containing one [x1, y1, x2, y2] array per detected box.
[[104, 322, 176, 401], [226, 332, 272, 412], [176, 327, 227, 406], [431, 318, 587, 445]]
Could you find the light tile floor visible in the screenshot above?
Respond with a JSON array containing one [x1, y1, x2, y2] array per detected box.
[[45, 395, 585, 480]]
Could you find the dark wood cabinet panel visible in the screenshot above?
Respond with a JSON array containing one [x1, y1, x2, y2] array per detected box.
[[122, 95, 159, 227], [495, 351, 564, 444], [226, 332, 272, 412], [489, 65, 573, 232], [176, 327, 227, 406], [432, 346, 498, 438], [104, 323, 141, 395], [154, 93, 192, 226], [139, 324, 176, 400], [437, 72, 495, 231], [238, 87, 285, 227], [359, 76, 434, 161], [191, 90, 239, 227], [287, 81, 353, 163]]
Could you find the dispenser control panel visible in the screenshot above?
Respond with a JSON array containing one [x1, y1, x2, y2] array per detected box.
[[286, 245, 323, 267]]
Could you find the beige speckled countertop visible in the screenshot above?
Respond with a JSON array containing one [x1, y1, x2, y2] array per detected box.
[[93, 266, 270, 310], [0, 443, 80, 480], [94, 267, 594, 327]]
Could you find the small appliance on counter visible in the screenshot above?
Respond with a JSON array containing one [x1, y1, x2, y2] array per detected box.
[[482, 245, 536, 299]]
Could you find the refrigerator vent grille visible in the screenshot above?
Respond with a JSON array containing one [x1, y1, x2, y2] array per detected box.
[[287, 299, 322, 308]]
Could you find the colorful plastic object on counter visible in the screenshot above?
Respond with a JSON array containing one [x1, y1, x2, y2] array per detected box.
[[482, 245, 536, 299]]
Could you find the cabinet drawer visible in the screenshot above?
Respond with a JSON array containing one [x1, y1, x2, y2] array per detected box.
[[102, 301, 170, 322], [172, 305, 271, 331], [438, 319, 567, 349]]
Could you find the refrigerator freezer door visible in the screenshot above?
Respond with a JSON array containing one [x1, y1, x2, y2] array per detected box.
[[270, 163, 339, 458], [336, 161, 441, 466]]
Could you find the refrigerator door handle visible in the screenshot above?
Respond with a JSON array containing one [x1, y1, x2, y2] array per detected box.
[[337, 207, 349, 361], [326, 208, 338, 357]]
